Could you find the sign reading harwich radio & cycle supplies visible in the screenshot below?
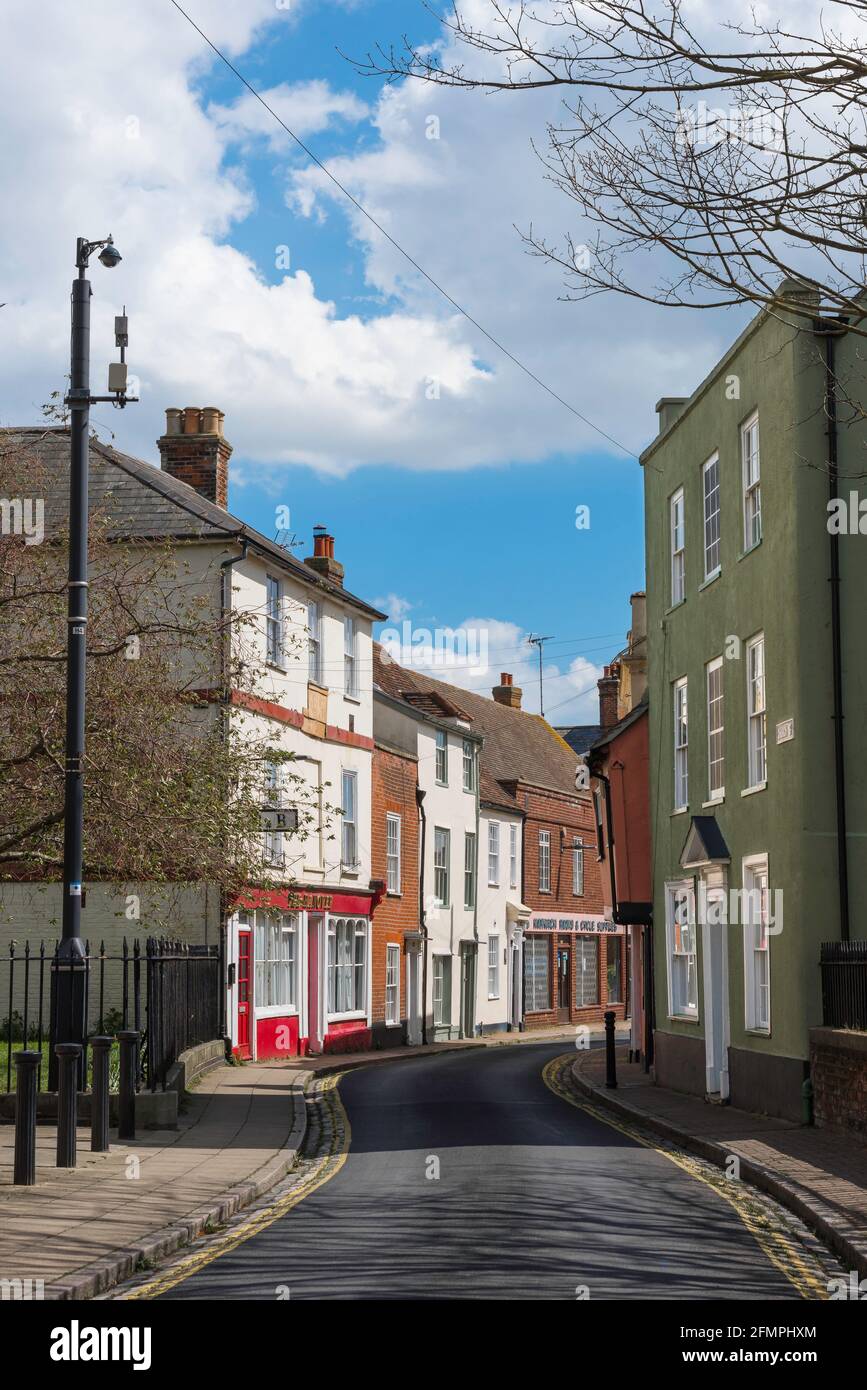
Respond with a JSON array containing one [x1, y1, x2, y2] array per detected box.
[[529, 912, 621, 934]]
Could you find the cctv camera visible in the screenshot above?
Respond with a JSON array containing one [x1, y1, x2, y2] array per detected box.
[[98, 242, 122, 269]]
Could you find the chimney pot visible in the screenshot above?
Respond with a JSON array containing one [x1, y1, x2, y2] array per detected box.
[[305, 527, 345, 586], [492, 674, 522, 709], [158, 405, 232, 510]]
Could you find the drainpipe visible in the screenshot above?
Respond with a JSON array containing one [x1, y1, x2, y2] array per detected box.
[[218, 540, 249, 1045], [821, 328, 850, 942], [417, 787, 428, 1045]]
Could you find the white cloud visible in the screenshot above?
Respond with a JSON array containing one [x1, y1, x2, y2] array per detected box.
[[209, 81, 370, 150], [380, 615, 605, 723], [373, 593, 414, 621], [0, 0, 807, 477]]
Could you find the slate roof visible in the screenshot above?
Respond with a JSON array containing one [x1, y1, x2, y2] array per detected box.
[[373, 645, 581, 812], [0, 427, 386, 620], [556, 724, 603, 757]]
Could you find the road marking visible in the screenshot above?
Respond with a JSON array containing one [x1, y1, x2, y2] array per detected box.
[[542, 1054, 828, 1302], [120, 1072, 352, 1300]]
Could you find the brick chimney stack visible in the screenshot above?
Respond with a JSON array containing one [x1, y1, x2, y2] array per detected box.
[[492, 672, 522, 709], [598, 664, 619, 729], [304, 526, 344, 587], [157, 407, 232, 510]]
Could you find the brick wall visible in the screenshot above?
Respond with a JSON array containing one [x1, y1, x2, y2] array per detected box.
[[371, 742, 419, 1045], [521, 785, 627, 1030], [810, 1027, 867, 1139]]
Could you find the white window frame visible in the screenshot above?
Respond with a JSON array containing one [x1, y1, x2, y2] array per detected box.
[[523, 936, 550, 1014], [462, 738, 477, 793], [463, 831, 476, 909], [435, 729, 448, 785], [433, 953, 452, 1026], [253, 911, 298, 1016], [538, 829, 551, 893], [670, 487, 685, 605], [487, 935, 500, 1000], [434, 826, 450, 907], [385, 942, 401, 1026], [706, 657, 725, 800], [265, 574, 285, 668], [741, 411, 761, 552], [702, 452, 721, 581], [572, 838, 584, 896], [742, 854, 771, 1033], [665, 880, 698, 1019], [673, 677, 689, 811], [488, 821, 500, 886], [307, 600, 322, 685], [263, 758, 285, 866], [386, 813, 401, 895], [509, 823, 518, 889], [327, 915, 367, 1019], [341, 769, 358, 869], [344, 616, 357, 696], [746, 633, 767, 790]]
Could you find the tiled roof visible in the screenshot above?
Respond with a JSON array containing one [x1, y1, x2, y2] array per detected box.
[[0, 427, 386, 621], [374, 645, 581, 811]]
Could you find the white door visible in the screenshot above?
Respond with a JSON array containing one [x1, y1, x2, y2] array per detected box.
[[307, 915, 325, 1054], [406, 948, 421, 1046], [701, 883, 729, 1097]]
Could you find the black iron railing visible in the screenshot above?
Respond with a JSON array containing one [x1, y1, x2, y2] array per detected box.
[[820, 940, 867, 1030], [1, 937, 220, 1093]]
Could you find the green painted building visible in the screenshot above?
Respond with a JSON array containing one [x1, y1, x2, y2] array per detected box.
[[642, 283, 867, 1121]]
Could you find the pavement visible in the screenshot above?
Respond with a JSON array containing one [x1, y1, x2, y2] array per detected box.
[[2, 1025, 864, 1301], [120, 1042, 844, 1301], [0, 1027, 587, 1300], [572, 1044, 867, 1279]]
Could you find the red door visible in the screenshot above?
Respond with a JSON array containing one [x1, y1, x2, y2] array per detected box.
[[237, 930, 252, 1058]]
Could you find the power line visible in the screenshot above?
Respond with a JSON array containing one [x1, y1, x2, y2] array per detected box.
[[167, 0, 637, 460]]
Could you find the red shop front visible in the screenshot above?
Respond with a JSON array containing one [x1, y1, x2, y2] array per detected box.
[[228, 887, 378, 1060]]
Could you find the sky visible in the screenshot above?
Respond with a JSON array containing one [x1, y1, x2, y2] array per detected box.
[[0, 0, 764, 721]]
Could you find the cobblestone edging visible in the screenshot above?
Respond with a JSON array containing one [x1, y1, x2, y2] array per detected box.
[[42, 1073, 310, 1301], [571, 1055, 867, 1281]]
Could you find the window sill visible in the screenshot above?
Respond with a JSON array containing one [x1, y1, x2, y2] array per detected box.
[[699, 569, 721, 592], [671, 806, 689, 817], [702, 795, 725, 808], [327, 1011, 367, 1024], [386, 890, 401, 898], [738, 538, 763, 562], [745, 1026, 771, 1038], [255, 1004, 299, 1020], [343, 692, 361, 705], [665, 599, 686, 616], [741, 782, 767, 798], [668, 1013, 700, 1024], [340, 865, 361, 878], [266, 660, 288, 674]]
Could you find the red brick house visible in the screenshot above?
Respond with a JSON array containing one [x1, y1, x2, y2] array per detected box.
[[371, 695, 422, 1048]]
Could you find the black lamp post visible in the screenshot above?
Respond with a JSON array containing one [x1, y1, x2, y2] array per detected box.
[[51, 236, 135, 1078]]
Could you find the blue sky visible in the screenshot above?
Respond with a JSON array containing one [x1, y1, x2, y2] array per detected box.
[[2, 0, 743, 718], [196, 0, 647, 710]]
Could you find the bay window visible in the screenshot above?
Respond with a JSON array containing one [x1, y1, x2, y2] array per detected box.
[[327, 916, 367, 1015]]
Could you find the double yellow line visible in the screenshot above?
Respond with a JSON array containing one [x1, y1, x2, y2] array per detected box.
[[122, 1072, 352, 1300], [542, 1054, 827, 1301]]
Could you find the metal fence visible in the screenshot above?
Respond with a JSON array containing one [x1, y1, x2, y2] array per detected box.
[[820, 939, 867, 1030], [1, 936, 222, 1093]]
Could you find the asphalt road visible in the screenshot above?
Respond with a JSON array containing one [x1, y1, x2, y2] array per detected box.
[[156, 1042, 812, 1300]]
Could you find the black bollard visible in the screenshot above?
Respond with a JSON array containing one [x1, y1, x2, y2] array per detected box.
[[55, 1042, 82, 1168], [90, 1035, 113, 1153], [604, 1010, 617, 1089], [117, 1030, 139, 1141], [13, 1051, 41, 1186]]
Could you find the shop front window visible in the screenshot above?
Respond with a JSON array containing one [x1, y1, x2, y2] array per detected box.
[[328, 916, 367, 1015], [607, 936, 623, 1004], [254, 912, 297, 1010]]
